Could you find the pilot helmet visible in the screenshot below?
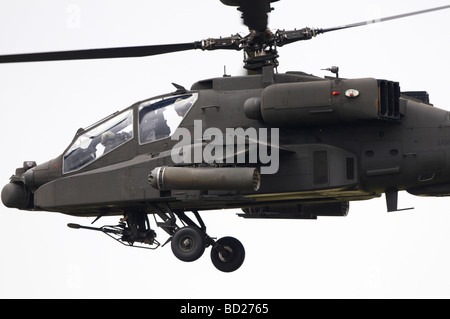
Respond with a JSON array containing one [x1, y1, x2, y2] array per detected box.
[[101, 131, 115, 145], [174, 98, 190, 116]]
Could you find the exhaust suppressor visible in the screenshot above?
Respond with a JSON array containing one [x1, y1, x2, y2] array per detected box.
[[149, 166, 261, 191]]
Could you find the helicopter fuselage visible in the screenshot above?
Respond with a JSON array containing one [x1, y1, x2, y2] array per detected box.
[[3, 69, 449, 219]]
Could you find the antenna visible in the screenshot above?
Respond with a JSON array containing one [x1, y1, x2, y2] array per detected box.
[[223, 65, 231, 77], [322, 66, 339, 79]]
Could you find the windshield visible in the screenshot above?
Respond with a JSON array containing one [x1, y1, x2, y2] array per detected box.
[[63, 109, 133, 173], [139, 93, 197, 144]]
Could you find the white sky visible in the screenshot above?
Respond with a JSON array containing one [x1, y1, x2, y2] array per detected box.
[[1, 0, 450, 298]]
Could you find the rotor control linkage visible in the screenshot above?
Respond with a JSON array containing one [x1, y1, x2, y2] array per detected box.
[[275, 27, 318, 46], [199, 28, 317, 71], [199, 28, 318, 51], [200, 34, 243, 51]]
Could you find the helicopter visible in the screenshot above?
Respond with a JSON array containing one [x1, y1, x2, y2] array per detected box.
[[1, 0, 450, 273]]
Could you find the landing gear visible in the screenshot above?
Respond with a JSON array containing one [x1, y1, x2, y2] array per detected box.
[[171, 226, 206, 262], [171, 225, 245, 272], [166, 210, 245, 272], [68, 208, 246, 272], [211, 236, 245, 273]]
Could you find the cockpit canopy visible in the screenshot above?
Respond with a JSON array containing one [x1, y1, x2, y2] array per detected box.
[[62, 93, 197, 174], [63, 110, 133, 173]]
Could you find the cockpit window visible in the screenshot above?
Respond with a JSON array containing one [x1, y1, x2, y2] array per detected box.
[[139, 93, 197, 144], [63, 110, 133, 173]]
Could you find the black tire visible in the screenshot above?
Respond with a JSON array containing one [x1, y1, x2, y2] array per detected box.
[[210, 237, 245, 272], [171, 226, 206, 262]]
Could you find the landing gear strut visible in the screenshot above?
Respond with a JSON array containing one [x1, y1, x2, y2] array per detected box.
[[67, 208, 246, 272], [167, 210, 245, 272]]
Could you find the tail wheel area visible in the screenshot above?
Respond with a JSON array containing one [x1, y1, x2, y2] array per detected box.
[[171, 226, 206, 262], [211, 237, 245, 273]]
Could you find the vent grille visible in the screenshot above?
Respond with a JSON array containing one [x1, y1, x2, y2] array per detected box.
[[377, 80, 400, 121]]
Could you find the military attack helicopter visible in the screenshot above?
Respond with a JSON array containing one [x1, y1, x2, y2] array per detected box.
[[2, 0, 450, 273]]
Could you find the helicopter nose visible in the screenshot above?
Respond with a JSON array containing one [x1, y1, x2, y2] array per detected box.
[[1, 182, 32, 210]]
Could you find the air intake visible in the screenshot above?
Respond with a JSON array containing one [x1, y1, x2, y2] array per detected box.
[[377, 80, 400, 120]]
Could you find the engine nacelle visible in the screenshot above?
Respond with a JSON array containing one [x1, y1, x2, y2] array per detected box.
[[244, 78, 400, 127]]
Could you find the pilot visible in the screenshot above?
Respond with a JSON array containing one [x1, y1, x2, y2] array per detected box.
[[101, 131, 117, 153], [140, 109, 171, 143]]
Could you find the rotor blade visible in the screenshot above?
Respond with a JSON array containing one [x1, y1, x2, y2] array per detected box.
[[0, 42, 202, 64], [319, 4, 450, 34]]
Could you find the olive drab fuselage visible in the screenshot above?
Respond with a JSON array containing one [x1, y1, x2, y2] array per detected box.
[[3, 68, 449, 218]]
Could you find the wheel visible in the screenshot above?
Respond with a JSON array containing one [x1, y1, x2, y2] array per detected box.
[[171, 226, 206, 262], [210, 237, 245, 272]]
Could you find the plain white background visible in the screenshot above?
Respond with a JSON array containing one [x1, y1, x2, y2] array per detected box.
[[0, 0, 450, 298]]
